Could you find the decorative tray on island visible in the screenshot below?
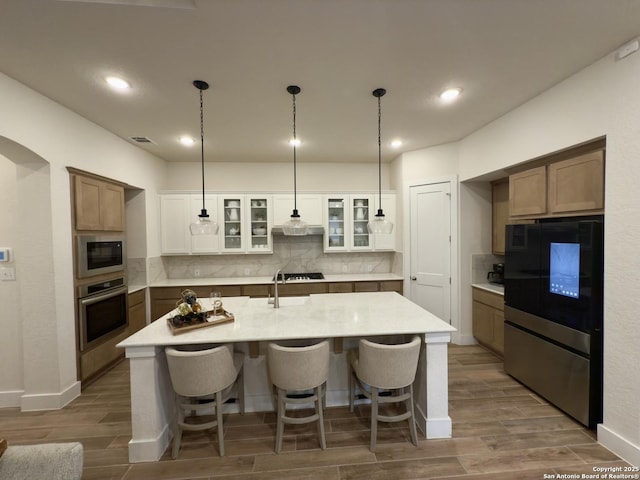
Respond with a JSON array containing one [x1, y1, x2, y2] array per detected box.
[[166, 289, 235, 335], [167, 309, 235, 335]]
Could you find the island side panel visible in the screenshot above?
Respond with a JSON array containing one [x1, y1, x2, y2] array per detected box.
[[414, 332, 452, 439], [126, 346, 174, 463]]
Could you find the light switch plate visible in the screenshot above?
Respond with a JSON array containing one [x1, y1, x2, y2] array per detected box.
[[0, 267, 16, 281]]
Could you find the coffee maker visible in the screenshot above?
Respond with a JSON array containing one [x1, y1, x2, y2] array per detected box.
[[487, 263, 504, 285]]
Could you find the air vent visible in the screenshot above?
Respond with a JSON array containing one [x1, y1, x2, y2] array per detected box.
[[128, 136, 156, 144]]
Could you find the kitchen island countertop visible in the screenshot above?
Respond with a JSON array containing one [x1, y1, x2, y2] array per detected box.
[[118, 291, 455, 463]]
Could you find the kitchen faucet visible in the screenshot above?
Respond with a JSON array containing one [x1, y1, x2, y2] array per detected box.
[[269, 268, 286, 308]]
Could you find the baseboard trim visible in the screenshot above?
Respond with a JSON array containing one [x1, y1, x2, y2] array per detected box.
[[0, 390, 24, 408], [598, 423, 640, 467], [20, 381, 81, 411], [128, 423, 172, 463]]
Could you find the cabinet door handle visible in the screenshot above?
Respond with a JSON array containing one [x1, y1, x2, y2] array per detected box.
[[410, 276, 417, 281]]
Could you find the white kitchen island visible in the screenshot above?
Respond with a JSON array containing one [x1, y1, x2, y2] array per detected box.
[[117, 291, 456, 463]]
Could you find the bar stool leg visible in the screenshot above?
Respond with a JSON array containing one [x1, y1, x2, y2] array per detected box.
[[216, 390, 225, 456], [408, 384, 418, 446], [275, 388, 285, 453], [370, 387, 379, 453], [316, 385, 326, 449]]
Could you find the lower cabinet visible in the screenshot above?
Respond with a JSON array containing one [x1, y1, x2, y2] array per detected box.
[[472, 287, 505, 355], [150, 280, 403, 320], [128, 289, 147, 333]]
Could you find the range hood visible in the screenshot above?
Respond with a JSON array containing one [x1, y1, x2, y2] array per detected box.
[[271, 225, 325, 235]]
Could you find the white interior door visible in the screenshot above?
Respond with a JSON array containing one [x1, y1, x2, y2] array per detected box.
[[409, 182, 452, 322]]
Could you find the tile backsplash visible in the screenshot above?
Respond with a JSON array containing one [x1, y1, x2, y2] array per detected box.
[[144, 235, 401, 282], [471, 253, 504, 284]]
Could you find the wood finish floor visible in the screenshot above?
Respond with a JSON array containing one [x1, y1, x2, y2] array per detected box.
[[1, 344, 631, 479]]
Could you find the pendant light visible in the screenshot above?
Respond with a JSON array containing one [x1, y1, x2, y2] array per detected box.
[[368, 88, 394, 234], [282, 85, 309, 236], [189, 80, 219, 236]]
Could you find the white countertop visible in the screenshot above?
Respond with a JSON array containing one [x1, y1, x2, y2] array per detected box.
[[118, 291, 455, 349], [149, 272, 403, 288], [472, 283, 504, 295]]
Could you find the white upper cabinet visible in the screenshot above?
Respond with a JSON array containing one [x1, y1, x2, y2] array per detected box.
[[219, 196, 246, 253], [323, 194, 396, 252], [246, 195, 273, 253], [160, 194, 191, 254], [190, 194, 219, 254], [372, 193, 396, 251], [349, 195, 375, 251], [160, 191, 396, 255], [273, 194, 323, 226], [324, 196, 348, 251], [160, 194, 220, 254]]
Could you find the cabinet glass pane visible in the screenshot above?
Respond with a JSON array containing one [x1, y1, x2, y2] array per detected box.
[[249, 198, 269, 250], [223, 198, 242, 249], [327, 198, 345, 248], [353, 198, 370, 247]]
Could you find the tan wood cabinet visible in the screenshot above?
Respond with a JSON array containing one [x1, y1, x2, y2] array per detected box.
[[128, 289, 147, 334], [548, 151, 604, 214], [74, 175, 125, 231], [491, 180, 509, 255], [508, 150, 604, 220], [509, 165, 547, 217], [472, 287, 504, 356]]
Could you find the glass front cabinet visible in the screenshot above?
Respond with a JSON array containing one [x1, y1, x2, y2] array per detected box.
[[324, 197, 347, 251], [350, 195, 374, 250], [246, 195, 273, 253], [323, 194, 394, 252], [219, 197, 245, 253]]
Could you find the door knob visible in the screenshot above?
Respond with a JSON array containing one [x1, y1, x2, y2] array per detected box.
[[410, 276, 417, 281]]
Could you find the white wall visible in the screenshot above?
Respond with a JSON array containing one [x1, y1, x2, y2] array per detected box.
[[0, 156, 21, 405], [164, 161, 391, 192], [0, 72, 167, 409], [455, 50, 640, 465]]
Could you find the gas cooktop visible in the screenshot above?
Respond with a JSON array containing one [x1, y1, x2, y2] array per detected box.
[[273, 272, 325, 282]]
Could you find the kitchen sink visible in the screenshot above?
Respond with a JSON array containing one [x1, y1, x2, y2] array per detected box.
[[247, 296, 310, 307]]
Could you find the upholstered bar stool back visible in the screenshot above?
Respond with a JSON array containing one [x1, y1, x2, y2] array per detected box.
[[165, 344, 244, 458], [267, 340, 330, 453], [349, 335, 421, 452]]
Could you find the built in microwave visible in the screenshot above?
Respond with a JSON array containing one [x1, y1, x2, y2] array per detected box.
[[76, 234, 125, 279]]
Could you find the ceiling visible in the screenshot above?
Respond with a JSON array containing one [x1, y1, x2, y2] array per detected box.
[[1, 0, 639, 164]]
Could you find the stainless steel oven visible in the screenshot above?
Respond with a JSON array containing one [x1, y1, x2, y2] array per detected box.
[[76, 234, 125, 279], [78, 277, 128, 351]]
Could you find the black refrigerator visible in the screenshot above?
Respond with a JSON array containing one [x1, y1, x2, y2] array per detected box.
[[504, 218, 604, 428]]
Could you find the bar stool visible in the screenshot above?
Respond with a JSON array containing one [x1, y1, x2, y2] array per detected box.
[[267, 339, 330, 453], [165, 344, 244, 458], [348, 335, 421, 452]]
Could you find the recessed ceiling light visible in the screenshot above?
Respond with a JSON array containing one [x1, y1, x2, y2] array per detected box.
[[439, 87, 462, 102], [391, 139, 403, 148], [105, 76, 131, 91], [289, 138, 301, 147], [179, 136, 196, 146]]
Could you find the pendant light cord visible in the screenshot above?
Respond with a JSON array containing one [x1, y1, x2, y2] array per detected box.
[[292, 91, 298, 213], [377, 94, 382, 212], [199, 87, 206, 212]]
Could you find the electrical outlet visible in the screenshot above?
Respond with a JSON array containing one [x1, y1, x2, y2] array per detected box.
[[194, 268, 200, 277], [367, 264, 374, 273], [0, 267, 16, 281]]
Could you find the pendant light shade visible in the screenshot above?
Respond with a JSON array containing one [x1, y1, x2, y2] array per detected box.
[[368, 88, 394, 235], [282, 85, 309, 236], [190, 80, 219, 236]]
